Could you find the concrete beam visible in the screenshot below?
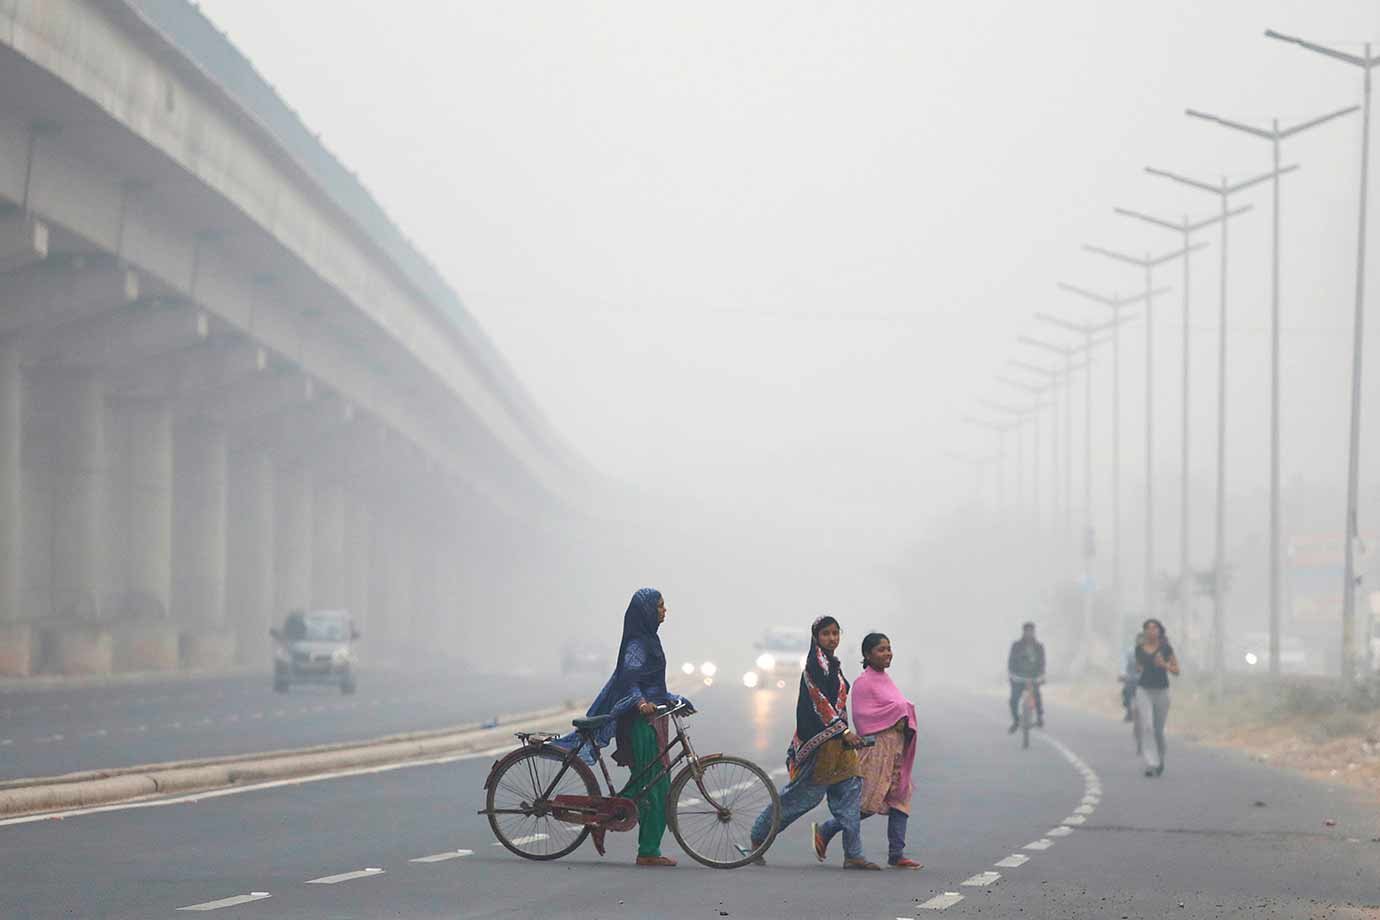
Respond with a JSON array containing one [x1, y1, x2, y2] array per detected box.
[[234, 394, 354, 461], [111, 340, 267, 400], [0, 259, 138, 338], [0, 212, 48, 273], [22, 304, 208, 369], [178, 370, 314, 428]]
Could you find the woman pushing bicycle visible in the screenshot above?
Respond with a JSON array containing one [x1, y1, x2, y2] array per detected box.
[[553, 587, 688, 866]]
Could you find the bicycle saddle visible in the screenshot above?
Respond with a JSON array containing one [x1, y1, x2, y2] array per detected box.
[[571, 713, 618, 731]]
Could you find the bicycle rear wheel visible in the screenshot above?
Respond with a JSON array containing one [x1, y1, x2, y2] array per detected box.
[[668, 754, 780, 869], [1021, 697, 1033, 750], [486, 746, 598, 860]]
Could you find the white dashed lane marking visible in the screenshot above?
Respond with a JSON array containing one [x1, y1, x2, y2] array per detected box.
[[961, 871, 1001, 887], [1047, 826, 1073, 837], [916, 892, 965, 910], [306, 868, 384, 885], [410, 849, 474, 863], [1023, 838, 1053, 851], [176, 892, 270, 911], [994, 854, 1029, 868]]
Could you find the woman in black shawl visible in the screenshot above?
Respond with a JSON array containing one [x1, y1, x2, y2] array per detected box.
[[747, 616, 879, 869]]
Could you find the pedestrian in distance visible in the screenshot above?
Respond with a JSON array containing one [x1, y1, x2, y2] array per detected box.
[[815, 633, 923, 869], [748, 616, 880, 870], [552, 588, 689, 866], [1007, 621, 1046, 732], [1135, 618, 1179, 777], [1119, 632, 1145, 755]]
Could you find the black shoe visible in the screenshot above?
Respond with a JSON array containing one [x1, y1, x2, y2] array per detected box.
[[1008, 721, 1019, 734], [1154, 764, 1164, 777], [1036, 717, 1044, 728], [1144, 767, 1155, 777]]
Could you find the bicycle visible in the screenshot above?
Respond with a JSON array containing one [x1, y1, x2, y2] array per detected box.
[[479, 700, 782, 868], [1014, 676, 1042, 750]]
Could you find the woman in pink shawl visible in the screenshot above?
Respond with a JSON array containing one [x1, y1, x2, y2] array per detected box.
[[814, 632, 921, 869]]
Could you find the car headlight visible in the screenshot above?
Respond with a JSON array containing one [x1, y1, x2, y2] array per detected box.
[[1244, 652, 1259, 666], [681, 662, 696, 675], [700, 661, 717, 678], [742, 671, 760, 688], [755, 653, 776, 671], [332, 648, 351, 663]]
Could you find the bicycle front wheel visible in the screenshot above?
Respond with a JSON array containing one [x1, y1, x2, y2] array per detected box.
[[668, 754, 780, 868], [486, 746, 598, 860]]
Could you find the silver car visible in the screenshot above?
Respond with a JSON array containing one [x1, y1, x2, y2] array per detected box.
[[271, 609, 359, 694]]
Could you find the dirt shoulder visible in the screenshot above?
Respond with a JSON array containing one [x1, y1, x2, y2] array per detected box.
[[1047, 676, 1380, 799]]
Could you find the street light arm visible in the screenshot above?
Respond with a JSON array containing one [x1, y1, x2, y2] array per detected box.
[[996, 375, 1046, 395], [1187, 204, 1253, 233], [1057, 281, 1115, 306], [1264, 29, 1368, 67], [1146, 165, 1221, 195], [1185, 107, 1275, 140], [1008, 359, 1059, 378], [1226, 164, 1299, 194], [1279, 104, 1360, 138], [1083, 243, 1144, 267], [1033, 312, 1091, 334], [1147, 241, 1209, 267], [1017, 335, 1070, 356], [1114, 206, 1183, 233]]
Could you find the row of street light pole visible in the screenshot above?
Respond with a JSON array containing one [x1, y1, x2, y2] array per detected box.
[[954, 29, 1380, 689]]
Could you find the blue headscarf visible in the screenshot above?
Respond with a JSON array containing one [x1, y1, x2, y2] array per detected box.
[[557, 588, 677, 761]]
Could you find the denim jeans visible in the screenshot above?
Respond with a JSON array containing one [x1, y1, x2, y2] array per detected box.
[[751, 772, 864, 861], [821, 809, 908, 863]]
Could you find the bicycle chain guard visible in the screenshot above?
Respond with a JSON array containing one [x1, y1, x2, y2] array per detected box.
[[551, 795, 639, 834]]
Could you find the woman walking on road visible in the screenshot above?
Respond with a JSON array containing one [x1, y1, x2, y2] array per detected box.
[[815, 633, 922, 869], [1135, 618, 1179, 777], [748, 616, 880, 870], [555, 588, 687, 866]]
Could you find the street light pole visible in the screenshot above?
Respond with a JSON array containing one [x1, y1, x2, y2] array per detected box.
[[998, 376, 1055, 533], [1057, 284, 1164, 641], [1082, 243, 1203, 629], [944, 450, 999, 506], [964, 416, 1019, 515], [1264, 30, 1380, 689], [1184, 102, 1356, 679], [1114, 204, 1250, 659], [981, 397, 1049, 522], [1146, 165, 1291, 692]]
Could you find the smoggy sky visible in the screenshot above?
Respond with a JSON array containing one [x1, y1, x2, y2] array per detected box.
[[194, 1, 1380, 577]]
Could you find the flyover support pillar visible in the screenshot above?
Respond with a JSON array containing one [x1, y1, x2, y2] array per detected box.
[[344, 495, 371, 635], [38, 367, 111, 674], [0, 344, 27, 674], [274, 461, 314, 617], [173, 418, 232, 668], [228, 449, 275, 665], [109, 396, 177, 671], [311, 476, 346, 609]]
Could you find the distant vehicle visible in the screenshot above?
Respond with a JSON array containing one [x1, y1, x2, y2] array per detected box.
[[270, 609, 358, 694], [741, 626, 811, 690], [1236, 632, 1311, 672]]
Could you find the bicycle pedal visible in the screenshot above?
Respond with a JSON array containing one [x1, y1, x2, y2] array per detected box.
[[591, 828, 607, 856]]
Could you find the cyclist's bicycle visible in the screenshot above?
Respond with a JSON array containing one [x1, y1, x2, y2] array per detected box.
[[1014, 677, 1043, 750], [479, 701, 781, 868]]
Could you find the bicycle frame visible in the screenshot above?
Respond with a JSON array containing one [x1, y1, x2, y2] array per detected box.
[[490, 702, 722, 821]]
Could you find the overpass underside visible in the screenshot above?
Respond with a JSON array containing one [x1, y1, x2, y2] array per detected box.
[[0, 1, 578, 677]]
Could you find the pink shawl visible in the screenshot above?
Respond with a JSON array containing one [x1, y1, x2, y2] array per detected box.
[[850, 667, 917, 803]]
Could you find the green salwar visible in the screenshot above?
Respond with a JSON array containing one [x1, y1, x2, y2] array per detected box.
[[619, 718, 669, 857]]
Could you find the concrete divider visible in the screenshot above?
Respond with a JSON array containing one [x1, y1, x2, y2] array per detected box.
[[0, 702, 584, 819]]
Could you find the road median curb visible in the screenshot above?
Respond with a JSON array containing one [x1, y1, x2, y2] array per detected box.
[[0, 703, 583, 820]]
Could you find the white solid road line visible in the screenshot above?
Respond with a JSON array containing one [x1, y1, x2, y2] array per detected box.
[[1023, 838, 1053, 851], [0, 743, 516, 828], [961, 871, 1001, 887], [306, 868, 385, 885], [410, 849, 475, 863], [176, 892, 271, 911], [494, 834, 549, 847], [994, 854, 1029, 868], [917, 892, 965, 910]]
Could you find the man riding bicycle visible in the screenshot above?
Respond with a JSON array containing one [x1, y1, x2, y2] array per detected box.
[[1007, 621, 1046, 733]]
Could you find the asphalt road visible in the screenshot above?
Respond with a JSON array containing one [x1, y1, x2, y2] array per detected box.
[[0, 679, 1377, 919], [0, 668, 602, 780]]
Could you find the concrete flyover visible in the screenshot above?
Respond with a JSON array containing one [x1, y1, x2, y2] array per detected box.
[[0, 0, 588, 677]]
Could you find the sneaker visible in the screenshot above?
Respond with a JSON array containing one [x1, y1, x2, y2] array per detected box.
[[1144, 767, 1156, 778], [1036, 717, 1045, 728], [1007, 721, 1019, 734], [1154, 764, 1164, 777]]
